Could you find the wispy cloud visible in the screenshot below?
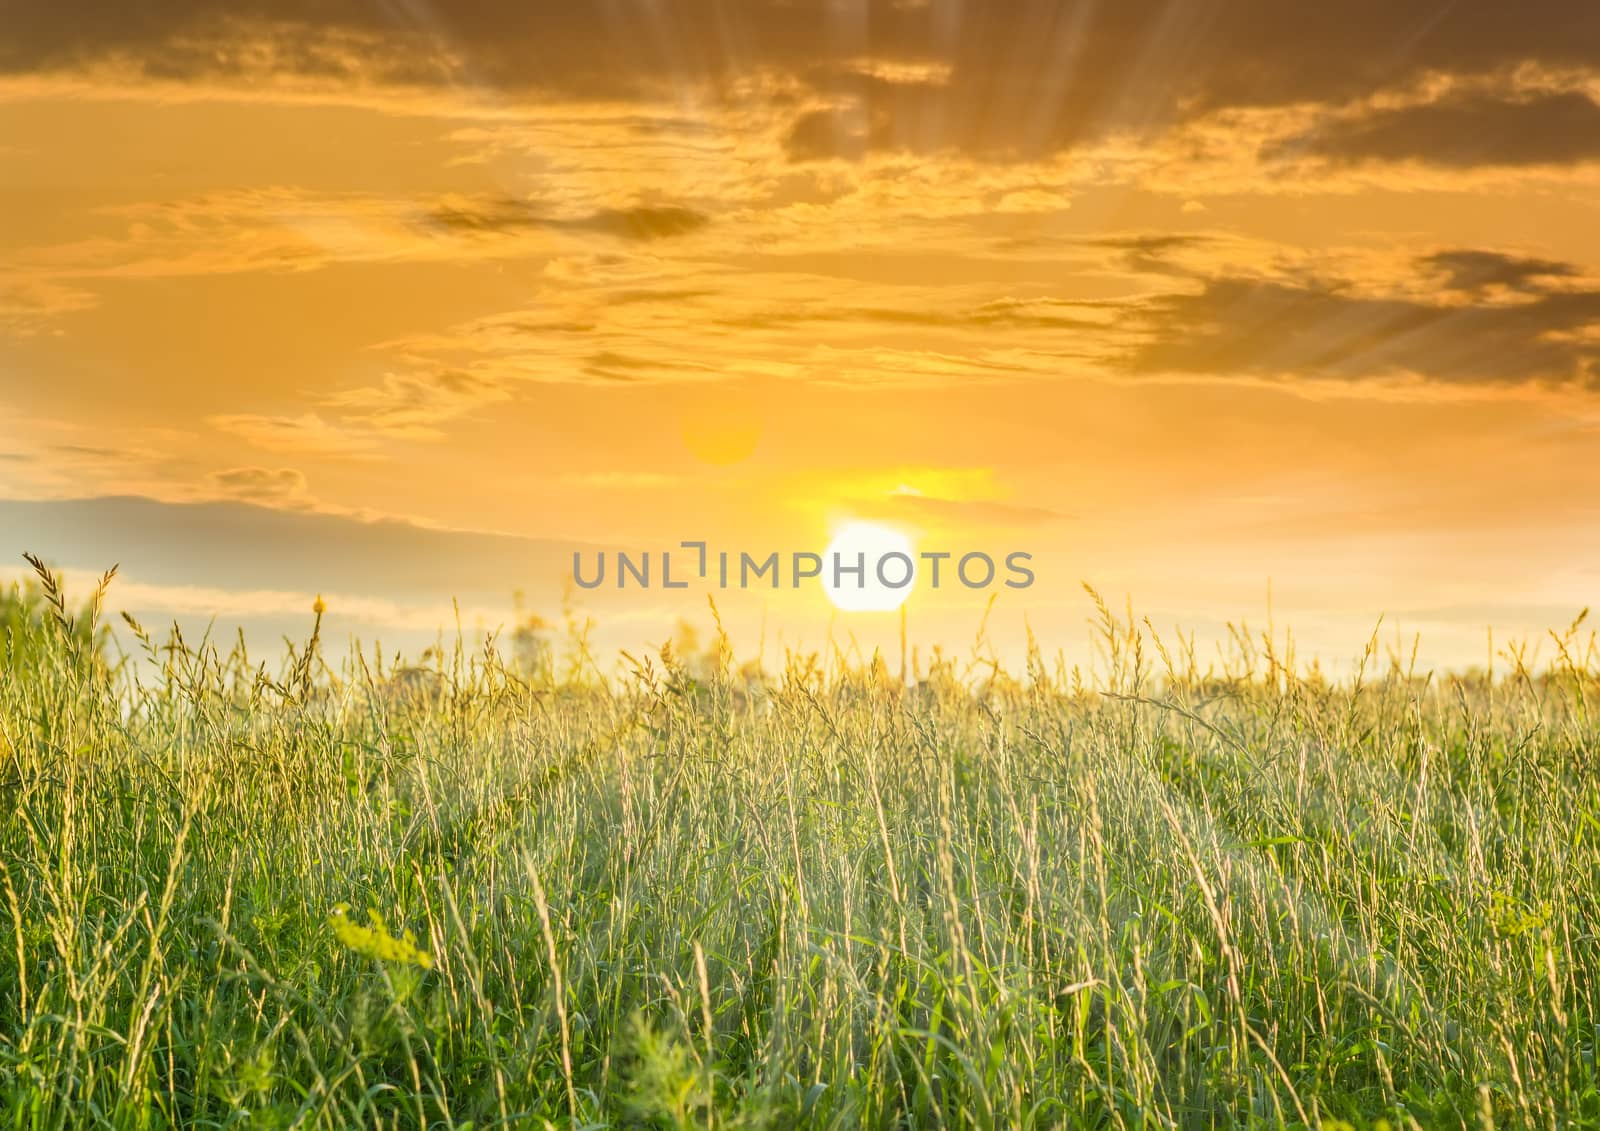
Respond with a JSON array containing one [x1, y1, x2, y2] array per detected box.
[[0, 276, 97, 335], [209, 413, 380, 458], [322, 369, 513, 439]]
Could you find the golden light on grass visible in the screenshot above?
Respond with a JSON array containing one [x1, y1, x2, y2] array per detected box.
[[3, 561, 1599, 1124]]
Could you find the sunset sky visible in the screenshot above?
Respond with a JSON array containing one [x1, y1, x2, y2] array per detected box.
[[5, 1, 1600, 673]]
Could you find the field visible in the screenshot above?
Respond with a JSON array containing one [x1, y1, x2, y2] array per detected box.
[[1, 568, 1598, 1129]]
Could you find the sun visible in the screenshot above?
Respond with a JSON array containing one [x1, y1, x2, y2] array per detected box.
[[821, 520, 917, 612]]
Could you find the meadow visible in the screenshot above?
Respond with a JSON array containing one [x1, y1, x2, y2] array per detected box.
[[1, 561, 1597, 1129]]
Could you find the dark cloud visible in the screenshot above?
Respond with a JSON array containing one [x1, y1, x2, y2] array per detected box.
[[498, 318, 598, 335], [702, 243, 1600, 388], [9, 2, 1600, 162], [586, 352, 668, 372], [424, 197, 543, 234], [1420, 249, 1578, 294], [1271, 89, 1600, 167], [585, 206, 709, 241], [1120, 269, 1600, 386], [785, 109, 872, 162], [208, 466, 310, 504], [1091, 234, 1212, 275], [422, 198, 709, 241], [581, 351, 716, 382]]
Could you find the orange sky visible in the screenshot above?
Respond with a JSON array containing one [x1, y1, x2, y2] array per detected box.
[[4, 1, 1600, 675]]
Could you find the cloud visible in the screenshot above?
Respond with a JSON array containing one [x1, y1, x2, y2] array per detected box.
[[421, 198, 711, 241], [0, 410, 201, 500], [1420, 249, 1578, 295], [712, 294, 1116, 334], [1271, 88, 1600, 168], [1091, 234, 1215, 275], [581, 351, 719, 382], [1119, 267, 1600, 387], [785, 108, 873, 162], [9, 1, 1600, 165], [207, 466, 311, 506], [0, 186, 716, 305], [210, 412, 379, 457], [323, 369, 513, 438], [587, 206, 709, 241], [0, 276, 97, 334], [51, 443, 152, 463]]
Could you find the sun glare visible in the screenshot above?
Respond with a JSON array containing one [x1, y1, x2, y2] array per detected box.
[[821, 520, 916, 612]]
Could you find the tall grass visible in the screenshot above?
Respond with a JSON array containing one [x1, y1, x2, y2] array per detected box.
[[1, 564, 1597, 1128]]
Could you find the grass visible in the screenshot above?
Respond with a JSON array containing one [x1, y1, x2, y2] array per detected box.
[[1, 564, 1598, 1129]]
